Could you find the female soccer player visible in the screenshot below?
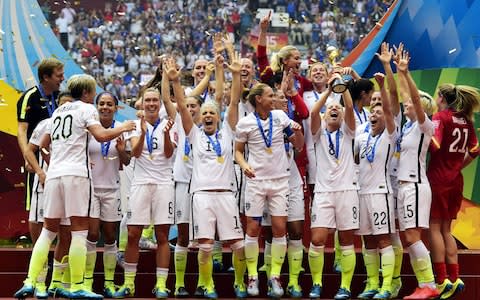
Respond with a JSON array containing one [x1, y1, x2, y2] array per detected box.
[[14, 74, 135, 299], [308, 73, 357, 300], [172, 51, 246, 298], [428, 83, 480, 299], [114, 87, 176, 298], [235, 83, 304, 298], [84, 92, 131, 297]]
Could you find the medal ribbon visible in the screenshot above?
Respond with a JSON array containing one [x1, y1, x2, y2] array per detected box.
[[255, 111, 273, 149], [146, 119, 161, 155], [326, 129, 340, 160], [205, 130, 222, 158], [366, 131, 383, 163], [101, 120, 116, 158], [38, 85, 56, 117]]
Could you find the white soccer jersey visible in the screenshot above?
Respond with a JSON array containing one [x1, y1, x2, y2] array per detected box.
[[29, 119, 50, 193], [89, 120, 125, 189], [189, 124, 236, 192], [126, 118, 177, 185], [356, 129, 397, 194], [47, 101, 100, 179], [389, 112, 403, 177], [173, 114, 193, 183], [236, 110, 293, 180], [397, 114, 434, 183], [286, 142, 303, 188], [303, 90, 340, 184], [313, 120, 358, 192], [238, 100, 255, 120]]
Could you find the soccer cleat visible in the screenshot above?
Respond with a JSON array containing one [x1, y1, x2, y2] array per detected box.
[[286, 285, 302, 298], [14, 283, 35, 299], [234, 284, 247, 299], [247, 276, 259, 296], [69, 289, 104, 299], [48, 286, 71, 298], [373, 290, 391, 299], [152, 287, 169, 299], [440, 278, 464, 299], [104, 283, 117, 298], [34, 283, 48, 299], [391, 278, 402, 298], [212, 259, 223, 272], [174, 286, 189, 298], [194, 286, 205, 298], [403, 287, 440, 299], [267, 277, 284, 298], [203, 286, 218, 299], [113, 285, 135, 298], [358, 289, 379, 299], [436, 278, 452, 298], [309, 284, 322, 299], [139, 237, 157, 250], [334, 287, 352, 300]]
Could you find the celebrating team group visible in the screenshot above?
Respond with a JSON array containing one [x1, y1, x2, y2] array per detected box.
[[14, 12, 480, 300]]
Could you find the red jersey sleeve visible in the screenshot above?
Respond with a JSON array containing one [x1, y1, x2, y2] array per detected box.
[[467, 123, 479, 158], [257, 45, 273, 84], [290, 93, 309, 120], [429, 113, 444, 152]]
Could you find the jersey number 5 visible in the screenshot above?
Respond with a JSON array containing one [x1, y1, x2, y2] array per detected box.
[[449, 128, 468, 153], [52, 114, 73, 141]]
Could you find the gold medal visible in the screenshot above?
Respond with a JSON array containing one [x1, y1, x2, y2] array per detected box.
[[149, 154, 154, 160], [394, 152, 400, 159], [183, 155, 189, 162], [103, 156, 107, 160], [266, 147, 272, 154], [217, 156, 224, 164]]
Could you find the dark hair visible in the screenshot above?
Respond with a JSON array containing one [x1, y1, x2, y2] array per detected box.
[[347, 78, 374, 102], [95, 91, 119, 105], [57, 91, 72, 101]]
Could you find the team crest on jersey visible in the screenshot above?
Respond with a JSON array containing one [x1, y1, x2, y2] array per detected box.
[[274, 118, 280, 125], [245, 202, 251, 211], [174, 132, 179, 143], [127, 211, 132, 219], [177, 210, 182, 218]]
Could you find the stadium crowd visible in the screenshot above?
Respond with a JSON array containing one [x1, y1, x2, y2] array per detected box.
[[43, 0, 390, 104]]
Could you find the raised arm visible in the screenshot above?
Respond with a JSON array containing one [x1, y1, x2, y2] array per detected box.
[[283, 69, 309, 120], [376, 42, 400, 116], [214, 53, 225, 108], [258, 11, 271, 47], [165, 56, 194, 135], [394, 49, 426, 124], [227, 51, 242, 131], [161, 60, 177, 120], [311, 77, 335, 135], [163, 118, 175, 158], [288, 121, 305, 151], [115, 134, 131, 166], [374, 72, 395, 134], [189, 62, 215, 97]]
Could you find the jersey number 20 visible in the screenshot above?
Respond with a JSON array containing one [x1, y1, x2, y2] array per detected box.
[[52, 114, 73, 140]]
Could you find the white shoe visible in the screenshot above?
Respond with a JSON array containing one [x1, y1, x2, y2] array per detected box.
[[247, 276, 259, 296], [139, 237, 157, 250]]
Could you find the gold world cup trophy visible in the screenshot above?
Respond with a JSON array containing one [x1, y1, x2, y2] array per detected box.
[[327, 46, 347, 93]]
